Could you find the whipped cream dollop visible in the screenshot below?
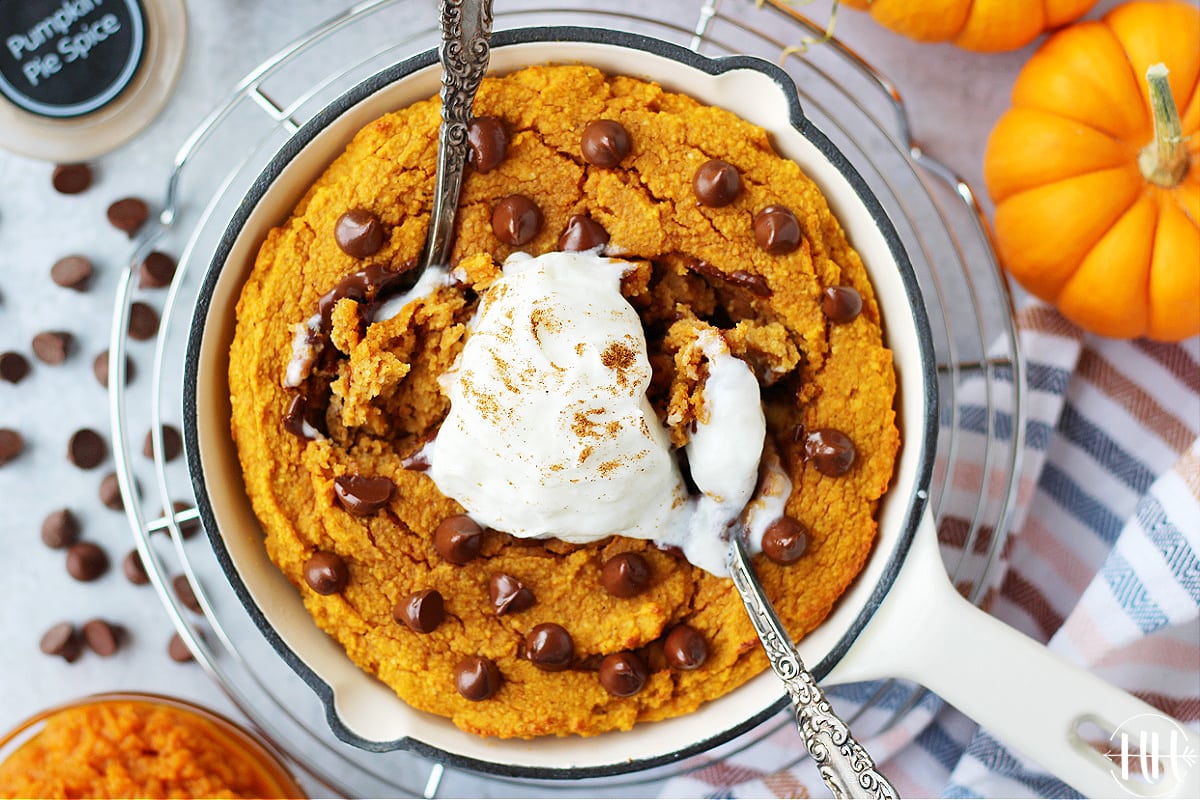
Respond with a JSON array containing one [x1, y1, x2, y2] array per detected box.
[[428, 251, 686, 541], [426, 251, 785, 576]]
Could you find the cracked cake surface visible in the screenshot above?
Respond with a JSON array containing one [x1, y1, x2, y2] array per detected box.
[[229, 64, 898, 738]]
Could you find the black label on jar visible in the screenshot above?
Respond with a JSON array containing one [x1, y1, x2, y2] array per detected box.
[[0, 0, 146, 119]]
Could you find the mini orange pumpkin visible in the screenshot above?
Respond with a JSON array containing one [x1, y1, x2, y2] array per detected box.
[[984, 0, 1200, 341], [840, 0, 1097, 52]]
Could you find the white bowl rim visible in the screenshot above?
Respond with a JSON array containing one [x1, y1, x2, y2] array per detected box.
[[183, 24, 938, 780]]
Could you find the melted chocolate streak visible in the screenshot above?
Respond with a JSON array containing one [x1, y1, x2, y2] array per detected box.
[[283, 261, 418, 441], [684, 256, 772, 298]]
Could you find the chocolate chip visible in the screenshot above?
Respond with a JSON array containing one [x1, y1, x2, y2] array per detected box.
[[304, 550, 349, 595], [821, 286, 863, 324], [93, 350, 133, 388], [394, 589, 444, 634], [173, 575, 202, 614], [488, 573, 535, 615], [491, 195, 542, 246], [664, 625, 708, 670], [467, 116, 509, 173], [598, 651, 648, 696], [433, 515, 484, 564], [0, 351, 30, 384], [333, 474, 394, 516], [107, 197, 149, 237], [66, 542, 108, 582], [335, 209, 385, 258], [41, 508, 80, 549], [40, 622, 82, 662], [454, 655, 502, 701], [128, 302, 159, 340], [162, 501, 201, 539], [123, 549, 150, 585], [142, 425, 182, 462], [139, 251, 177, 288], [600, 552, 650, 598], [581, 119, 631, 167], [50, 255, 93, 291], [67, 428, 106, 469], [167, 632, 193, 663], [526, 623, 573, 671], [99, 472, 124, 510], [32, 331, 72, 365], [762, 516, 809, 565], [0, 429, 23, 466], [557, 214, 609, 252], [81, 619, 120, 657], [52, 163, 93, 195], [693, 159, 741, 207], [753, 205, 802, 255], [803, 428, 856, 477]]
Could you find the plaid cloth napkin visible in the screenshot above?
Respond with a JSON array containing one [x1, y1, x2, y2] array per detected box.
[[659, 303, 1200, 799]]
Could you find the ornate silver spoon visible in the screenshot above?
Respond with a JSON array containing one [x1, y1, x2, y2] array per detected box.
[[728, 530, 900, 799], [421, 0, 494, 269]]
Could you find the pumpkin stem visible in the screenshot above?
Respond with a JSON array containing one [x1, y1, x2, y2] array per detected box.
[[1139, 63, 1190, 189]]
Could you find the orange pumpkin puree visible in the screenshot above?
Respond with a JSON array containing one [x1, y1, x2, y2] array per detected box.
[[0, 699, 298, 799]]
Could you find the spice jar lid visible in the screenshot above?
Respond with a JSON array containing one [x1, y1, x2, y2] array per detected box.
[[0, 0, 187, 162]]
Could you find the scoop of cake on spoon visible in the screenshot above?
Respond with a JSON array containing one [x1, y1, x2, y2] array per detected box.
[[422, 0, 494, 271]]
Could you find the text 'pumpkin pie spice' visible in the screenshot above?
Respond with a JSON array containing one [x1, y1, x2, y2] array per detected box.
[[229, 64, 898, 739]]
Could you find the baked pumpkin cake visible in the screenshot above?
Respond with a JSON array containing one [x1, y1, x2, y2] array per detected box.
[[229, 64, 898, 738]]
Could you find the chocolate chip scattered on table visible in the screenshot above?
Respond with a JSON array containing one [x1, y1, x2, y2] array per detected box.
[[123, 549, 150, 585], [143, 425, 182, 462], [51, 163, 93, 195], [50, 255, 94, 291], [93, 350, 133, 388], [41, 509, 80, 549], [167, 633, 194, 663], [172, 575, 203, 614], [0, 429, 23, 466], [40, 622, 82, 662], [0, 351, 30, 384], [127, 302, 160, 341], [66, 542, 109, 582], [106, 197, 149, 237], [138, 251, 177, 288], [81, 619, 122, 657], [68, 428, 107, 469], [31, 331, 72, 365]]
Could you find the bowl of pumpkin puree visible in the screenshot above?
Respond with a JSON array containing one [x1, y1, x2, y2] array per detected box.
[[0, 693, 304, 799]]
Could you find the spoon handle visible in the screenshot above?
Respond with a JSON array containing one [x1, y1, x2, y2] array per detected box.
[[728, 533, 899, 800], [423, 0, 494, 268]]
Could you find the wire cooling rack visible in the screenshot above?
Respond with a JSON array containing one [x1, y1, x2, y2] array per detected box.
[[107, 0, 1025, 795]]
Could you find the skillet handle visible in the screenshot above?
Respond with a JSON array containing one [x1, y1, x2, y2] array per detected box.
[[829, 512, 1200, 799]]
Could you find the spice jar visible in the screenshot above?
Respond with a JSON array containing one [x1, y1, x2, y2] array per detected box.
[[0, 0, 187, 161]]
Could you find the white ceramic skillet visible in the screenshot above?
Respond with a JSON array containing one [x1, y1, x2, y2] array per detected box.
[[185, 27, 1200, 797]]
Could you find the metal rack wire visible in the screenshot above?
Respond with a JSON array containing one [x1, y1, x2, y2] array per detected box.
[[108, 0, 1025, 795]]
